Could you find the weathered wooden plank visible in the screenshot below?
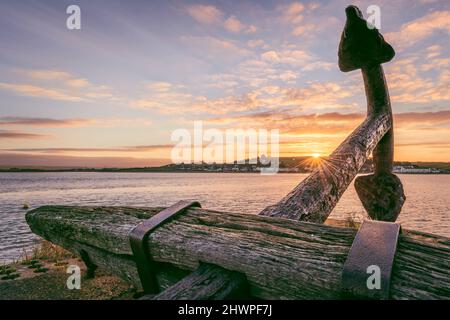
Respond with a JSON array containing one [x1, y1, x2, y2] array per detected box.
[[26, 206, 450, 300], [259, 111, 391, 222], [145, 263, 249, 300]]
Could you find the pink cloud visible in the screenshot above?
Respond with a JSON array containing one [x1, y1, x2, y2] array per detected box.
[[0, 117, 92, 127], [186, 4, 222, 24], [0, 130, 50, 140], [386, 11, 450, 50]]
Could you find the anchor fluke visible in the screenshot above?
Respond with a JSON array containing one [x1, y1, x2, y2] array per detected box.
[[338, 5, 395, 72]]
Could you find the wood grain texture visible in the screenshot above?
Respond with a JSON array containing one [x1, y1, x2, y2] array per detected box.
[[146, 263, 249, 300], [26, 206, 450, 300]]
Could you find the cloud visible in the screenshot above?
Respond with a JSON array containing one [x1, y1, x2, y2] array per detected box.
[[214, 53, 303, 89], [386, 11, 450, 50], [276, 1, 321, 37], [133, 79, 356, 115], [224, 15, 257, 34], [200, 43, 332, 92], [386, 55, 450, 104], [146, 82, 173, 92], [180, 36, 251, 60], [425, 45, 442, 59], [302, 61, 334, 71], [396, 141, 450, 148], [394, 110, 450, 122], [224, 15, 245, 33], [196, 110, 450, 160], [21, 70, 72, 80], [4, 144, 174, 154], [419, 0, 439, 3], [246, 25, 258, 34], [0, 116, 152, 129], [0, 83, 85, 101], [130, 84, 197, 114], [259, 47, 331, 70], [0, 117, 92, 127], [285, 82, 353, 109], [291, 23, 318, 37], [279, 2, 305, 24], [186, 4, 222, 24], [421, 57, 450, 72], [1, 69, 118, 102], [193, 85, 319, 115], [65, 78, 91, 88], [278, 70, 298, 82], [204, 110, 450, 136], [205, 111, 362, 136], [261, 51, 280, 63], [247, 39, 269, 49], [278, 49, 314, 66], [20, 69, 93, 89], [0, 129, 49, 140], [133, 82, 268, 115], [186, 4, 256, 34], [227, 59, 279, 88], [394, 110, 450, 130], [205, 73, 240, 90]]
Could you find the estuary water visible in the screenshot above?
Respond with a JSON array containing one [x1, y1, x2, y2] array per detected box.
[[0, 172, 449, 263]]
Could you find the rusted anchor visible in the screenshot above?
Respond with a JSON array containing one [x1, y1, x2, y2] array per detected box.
[[338, 6, 405, 221]]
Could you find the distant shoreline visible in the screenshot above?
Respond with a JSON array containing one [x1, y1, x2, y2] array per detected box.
[[2, 159, 449, 174]]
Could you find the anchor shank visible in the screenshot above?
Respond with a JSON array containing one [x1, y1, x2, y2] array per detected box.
[[362, 65, 394, 174]]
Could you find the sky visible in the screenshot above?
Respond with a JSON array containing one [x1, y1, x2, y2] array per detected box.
[[0, 0, 449, 167]]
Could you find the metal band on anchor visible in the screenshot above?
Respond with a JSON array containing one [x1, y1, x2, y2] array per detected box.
[[129, 200, 201, 294], [341, 220, 401, 300]]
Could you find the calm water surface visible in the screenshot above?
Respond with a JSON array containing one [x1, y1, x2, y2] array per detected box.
[[0, 172, 449, 263]]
